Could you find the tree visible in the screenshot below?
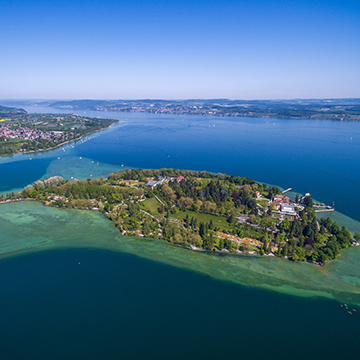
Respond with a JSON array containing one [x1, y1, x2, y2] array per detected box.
[[283, 243, 288, 257], [303, 196, 313, 208], [28, 189, 38, 198], [311, 251, 319, 262], [241, 184, 252, 203], [193, 200, 203, 212], [330, 222, 341, 235], [185, 214, 189, 228], [279, 220, 290, 233], [314, 233, 326, 248], [178, 197, 194, 210], [219, 238, 225, 249], [228, 215, 234, 224], [354, 232, 360, 242], [162, 184, 176, 202], [323, 217, 333, 229], [203, 201, 218, 214], [199, 222, 205, 237], [209, 219, 214, 230], [293, 247, 306, 261]]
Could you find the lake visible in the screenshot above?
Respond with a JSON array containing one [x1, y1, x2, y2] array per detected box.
[[1, 106, 360, 359]]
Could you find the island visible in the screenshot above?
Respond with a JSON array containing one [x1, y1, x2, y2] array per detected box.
[[2, 168, 358, 265], [0, 105, 117, 155]]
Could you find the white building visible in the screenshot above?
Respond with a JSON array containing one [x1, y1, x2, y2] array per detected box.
[[280, 203, 296, 215]]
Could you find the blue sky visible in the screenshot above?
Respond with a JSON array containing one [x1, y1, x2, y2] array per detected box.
[[1, 0, 359, 100]]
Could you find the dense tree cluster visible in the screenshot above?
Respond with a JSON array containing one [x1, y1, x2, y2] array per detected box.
[[4, 168, 356, 265]]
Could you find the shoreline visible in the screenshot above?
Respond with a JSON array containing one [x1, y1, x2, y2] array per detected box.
[[2, 198, 357, 267], [0, 121, 116, 158], [51, 106, 360, 122], [1, 199, 360, 306]]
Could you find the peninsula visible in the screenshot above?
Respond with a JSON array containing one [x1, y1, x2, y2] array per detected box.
[[0, 105, 117, 155], [3, 168, 358, 265]]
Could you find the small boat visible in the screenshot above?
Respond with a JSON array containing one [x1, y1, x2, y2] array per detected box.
[[58, 157, 60, 159], [348, 311, 352, 314], [353, 309, 356, 312], [97, 162, 99, 165], [79, 157, 82, 159], [121, 164, 124, 167], [341, 305, 343, 307]]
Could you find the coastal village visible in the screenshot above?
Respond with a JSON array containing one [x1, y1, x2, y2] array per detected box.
[[0, 122, 71, 146], [2, 168, 355, 266], [0, 111, 117, 155]]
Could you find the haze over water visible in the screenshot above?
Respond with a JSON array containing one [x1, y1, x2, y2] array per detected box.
[[1, 106, 360, 359]]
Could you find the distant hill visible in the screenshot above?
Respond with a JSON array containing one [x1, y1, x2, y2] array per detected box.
[[49, 98, 360, 121], [0, 105, 27, 117]]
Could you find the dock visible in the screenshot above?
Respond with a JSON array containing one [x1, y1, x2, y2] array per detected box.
[[282, 188, 292, 194], [314, 208, 335, 213]]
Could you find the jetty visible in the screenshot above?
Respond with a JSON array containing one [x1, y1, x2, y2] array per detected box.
[[314, 208, 335, 213], [282, 188, 292, 194]]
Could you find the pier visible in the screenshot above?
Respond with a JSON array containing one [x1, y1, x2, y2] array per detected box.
[[282, 188, 292, 194], [314, 208, 335, 213]]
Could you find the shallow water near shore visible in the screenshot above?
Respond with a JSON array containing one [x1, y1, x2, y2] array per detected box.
[[2, 201, 360, 359], [1, 201, 360, 305]]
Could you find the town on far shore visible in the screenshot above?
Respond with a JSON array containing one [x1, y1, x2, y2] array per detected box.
[[2, 168, 358, 266], [0, 105, 117, 155]]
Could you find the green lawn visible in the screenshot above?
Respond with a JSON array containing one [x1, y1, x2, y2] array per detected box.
[[257, 199, 268, 206], [142, 197, 160, 213], [172, 210, 234, 230], [7, 138, 26, 143]]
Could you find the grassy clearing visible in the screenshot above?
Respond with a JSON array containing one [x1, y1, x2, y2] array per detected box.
[[257, 199, 268, 206], [172, 210, 233, 230], [7, 138, 26, 143], [118, 180, 145, 187], [142, 197, 160, 213]]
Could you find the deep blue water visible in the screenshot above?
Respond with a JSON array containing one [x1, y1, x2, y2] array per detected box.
[[0, 158, 52, 193], [1, 249, 359, 360]]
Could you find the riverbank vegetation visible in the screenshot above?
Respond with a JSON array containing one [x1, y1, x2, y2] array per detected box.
[[3, 168, 358, 265]]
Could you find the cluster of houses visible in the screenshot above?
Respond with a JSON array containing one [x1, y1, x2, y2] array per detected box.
[[146, 175, 185, 188], [271, 194, 300, 215], [0, 124, 70, 143]]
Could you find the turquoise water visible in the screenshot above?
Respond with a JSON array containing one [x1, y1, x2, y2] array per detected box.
[[1, 107, 360, 358], [1, 201, 360, 359]]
